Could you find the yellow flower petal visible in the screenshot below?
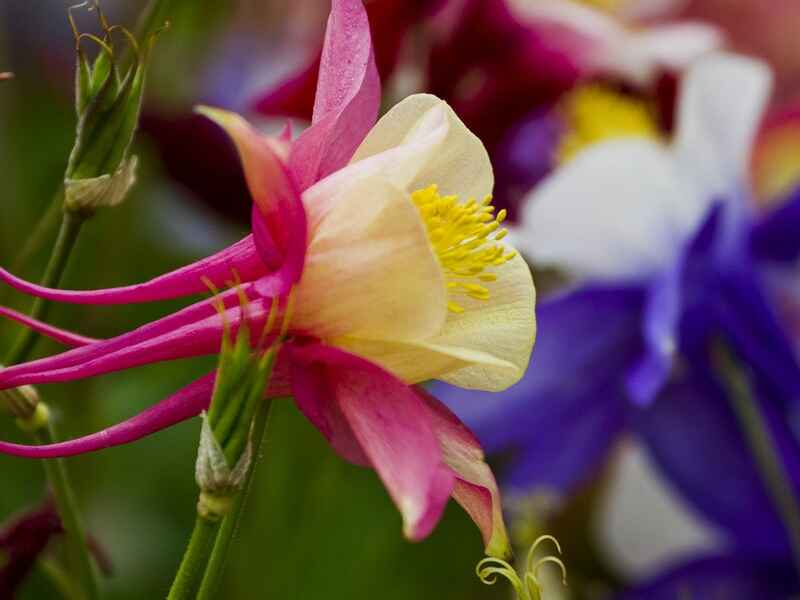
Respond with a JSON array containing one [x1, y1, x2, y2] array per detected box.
[[351, 94, 494, 202], [293, 176, 447, 342], [433, 252, 536, 391], [335, 251, 536, 391], [333, 337, 516, 385]]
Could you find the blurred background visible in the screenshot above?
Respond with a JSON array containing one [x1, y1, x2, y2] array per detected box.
[[2, 1, 800, 599]]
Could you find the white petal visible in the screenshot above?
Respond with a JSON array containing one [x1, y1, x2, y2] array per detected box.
[[518, 139, 699, 280], [600, 23, 722, 85], [674, 52, 773, 198], [351, 94, 494, 202], [294, 177, 447, 342]]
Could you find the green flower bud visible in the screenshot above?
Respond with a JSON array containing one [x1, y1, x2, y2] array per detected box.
[[194, 293, 280, 521], [64, 1, 165, 215]]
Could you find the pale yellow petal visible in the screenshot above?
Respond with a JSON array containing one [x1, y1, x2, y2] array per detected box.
[[333, 337, 516, 385], [434, 251, 536, 391], [335, 250, 536, 391], [293, 177, 447, 342], [351, 94, 494, 201]]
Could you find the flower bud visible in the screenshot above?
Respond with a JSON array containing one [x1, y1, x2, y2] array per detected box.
[[63, 2, 165, 216], [193, 294, 280, 520], [0, 385, 49, 433]]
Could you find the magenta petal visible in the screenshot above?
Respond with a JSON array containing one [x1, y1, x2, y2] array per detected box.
[[0, 372, 215, 458], [0, 236, 264, 305], [289, 0, 381, 190], [0, 294, 275, 389], [199, 109, 308, 294], [0, 306, 98, 347], [0, 285, 252, 384], [417, 387, 511, 558], [289, 342, 455, 541]]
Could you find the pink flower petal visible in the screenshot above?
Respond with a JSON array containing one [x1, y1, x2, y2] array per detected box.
[[0, 236, 264, 305], [0, 372, 216, 458], [0, 306, 99, 347], [417, 387, 512, 558], [0, 294, 276, 389], [289, 0, 381, 190], [198, 108, 308, 295], [0, 284, 252, 384], [288, 342, 455, 541]]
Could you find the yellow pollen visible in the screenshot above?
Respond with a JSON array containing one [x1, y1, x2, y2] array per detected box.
[[557, 84, 661, 165], [571, 0, 624, 13], [412, 184, 515, 314]]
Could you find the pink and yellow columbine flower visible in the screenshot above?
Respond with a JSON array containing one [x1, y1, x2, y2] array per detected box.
[[0, 0, 535, 555]]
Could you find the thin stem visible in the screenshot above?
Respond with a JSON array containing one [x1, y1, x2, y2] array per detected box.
[[197, 398, 274, 599], [5, 211, 84, 364], [4, 190, 63, 299], [34, 424, 99, 600], [716, 346, 800, 576], [38, 556, 85, 600], [167, 516, 222, 600]]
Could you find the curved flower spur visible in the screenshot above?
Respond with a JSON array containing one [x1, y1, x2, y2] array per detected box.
[[0, 0, 535, 555]]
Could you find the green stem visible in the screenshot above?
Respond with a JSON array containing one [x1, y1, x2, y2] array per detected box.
[[167, 516, 222, 600], [34, 424, 99, 600], [197, 398, 274, 599], [5, 211, 84, 364], [717, 346, 800, 576]]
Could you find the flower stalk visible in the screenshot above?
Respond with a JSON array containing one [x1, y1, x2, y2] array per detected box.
[[714, 344, 800, 577], [168, 298, 280, 600], [0, 384, 99, 600]]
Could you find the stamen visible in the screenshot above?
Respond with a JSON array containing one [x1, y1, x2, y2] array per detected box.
[[412, 185, 515, 314]]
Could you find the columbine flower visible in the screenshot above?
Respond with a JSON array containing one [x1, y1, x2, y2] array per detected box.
[[253, 0, 719, 220], [508, 0, 722, 86], [437, 52, 800, 560], [0, 0, 535, 555]]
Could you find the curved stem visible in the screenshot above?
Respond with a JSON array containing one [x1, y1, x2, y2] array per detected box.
[[197, 398, 275, 599], [5, 211, 84, 364], [716, 346, 800, 576], [167, 516, 222, 600], [35, 423, 99, 600]]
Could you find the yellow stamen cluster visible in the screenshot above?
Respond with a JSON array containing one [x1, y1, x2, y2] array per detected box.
[[573, 0, 624, 13], [557, 84, 660, 165], [412, 185, 515, 314]]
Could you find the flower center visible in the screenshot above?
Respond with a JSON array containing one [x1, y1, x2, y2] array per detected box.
[[572, 0, 624, 13], [412, 185, 515, 314], [557, 85, 660, 165]]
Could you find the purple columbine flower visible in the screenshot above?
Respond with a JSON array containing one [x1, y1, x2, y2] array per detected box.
[[437, 51, 800, 569]]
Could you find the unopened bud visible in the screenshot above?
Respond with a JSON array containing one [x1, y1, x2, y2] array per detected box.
[[64, 1, 165, 215], [0, 385, 49, 433], [195, 414, 251, 520], [64, 155, 137, 215]]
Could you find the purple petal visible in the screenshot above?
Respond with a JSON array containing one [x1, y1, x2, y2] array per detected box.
[[289, 0, 381, 190], [0, 235, 264, 304], [616, 555, 796, 600], [626, 266, 682, 406], [0, 373, 215, 458], [636, 365, 800, 558], [751, 184, 800, 263], [437, 284, 645, 495]]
